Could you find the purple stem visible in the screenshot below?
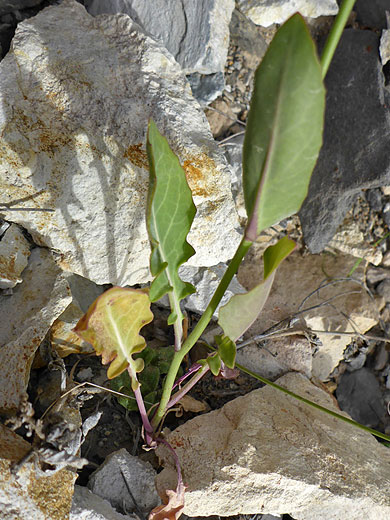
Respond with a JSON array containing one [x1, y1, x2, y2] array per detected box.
[[167, 364, 209, 410], [172, 363, 203, 392], [158, 437, 183, 490], [133, 381, 154, 446]]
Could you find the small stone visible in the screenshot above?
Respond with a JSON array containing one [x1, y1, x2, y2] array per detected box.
[[366, 266, 390, 285], [205, 99, 237, 138], [374, 344, 389, 371], [336, 367, 386, 428], [382, 186, 390, 196], [71, 485, 135, 520], [366, 188, 383, 212], [84, 0, 235, 74], [0, 223, 31, 289], [88, 448, 159, 514], [382, 251, 390, 267], [186, 72, 225, 106], [156, 373, 390, 518], [236, 0, 338, 27]]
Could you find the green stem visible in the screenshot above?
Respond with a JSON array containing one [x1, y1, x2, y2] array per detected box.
[[320, 0, 356, 79], [151, 237, 253, 429], [220, 352, 390, 442]]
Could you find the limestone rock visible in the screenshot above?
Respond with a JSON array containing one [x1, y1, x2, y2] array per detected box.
[[0, 423, 76, 520], [380, 15, 390, 66], [328, 215, 383, 266], [237, 249, 380, 381], [84, 0, 234, 74], [71, 485, 136, 520], [0, 0, 241, 286], [0, 247, 71, 410], [236, 0, 338, 27], [299, 29, 390, 252], [0, 223, 31, 289], [156, 373, 390, 519], [88, 448, 159, 514]]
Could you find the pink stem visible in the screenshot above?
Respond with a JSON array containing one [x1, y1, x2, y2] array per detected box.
[[167, 365, 209, 409]]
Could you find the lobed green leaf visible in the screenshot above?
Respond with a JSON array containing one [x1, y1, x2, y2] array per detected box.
[[146, 119, 197, 340], [243, 14, 325, 240]]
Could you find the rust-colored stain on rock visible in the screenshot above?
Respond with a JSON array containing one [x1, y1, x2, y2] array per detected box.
[[124, 143, 149, 169], [182, 153, 218, 199]]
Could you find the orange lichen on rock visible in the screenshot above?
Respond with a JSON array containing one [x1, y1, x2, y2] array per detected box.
[[124, 143, 149, 169], [182, 153, 218, 199]]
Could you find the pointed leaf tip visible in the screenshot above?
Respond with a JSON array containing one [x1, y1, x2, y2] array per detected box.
[[146, 119, 197, 336], [243, 13, 325, 240], [74, 287, 153, 389]]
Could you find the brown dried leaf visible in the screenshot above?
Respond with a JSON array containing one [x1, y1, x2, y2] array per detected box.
[[148, 483, 186, 520]]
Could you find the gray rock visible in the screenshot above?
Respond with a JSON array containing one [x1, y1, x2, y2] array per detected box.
[[366, 188, 383, 212], [0, 1, 43, 16], [355, 0, 389, 30], [299, 29, 390, 253], [88, 448, 159, 514], [71, 485, 136, 520], [0, 0, 241, 286], [336, 367, 386, 428], [236, 0, 338, 27], [186, 71, 225, 106], [376, 279, 390, 302], [84, 0, 234, 74], [156, 373, 390, 518]]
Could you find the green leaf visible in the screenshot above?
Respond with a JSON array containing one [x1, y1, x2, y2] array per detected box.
[[74, 287, 153, 390], [243, 14, 325, 240], [218, 237, 295, 341], [215, 335, 236, 369], [206, 352, 221, 376], [146, 119, 197, 335]]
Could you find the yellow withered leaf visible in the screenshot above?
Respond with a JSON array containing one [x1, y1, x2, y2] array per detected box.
[[74, 287, 153, 390]]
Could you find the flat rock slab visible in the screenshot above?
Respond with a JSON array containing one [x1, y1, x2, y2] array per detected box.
[[299, 29, 390, 252], [236, 0, 338, 27], [237, 249, 380, 381], [0, 247, 71, 410], [156, 373, 390, 519], [0, 0, 240, 286], [84, 0, 235, 74]]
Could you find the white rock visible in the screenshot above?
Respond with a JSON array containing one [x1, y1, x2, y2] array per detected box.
[[85, 0, 234, 74], [0, 247, 71, 410], [0, 223, 31, 289], [0, 423, 76, 520], [71, 485, 135, 520], [156, 373, 390, 519], [237, 0, 338, 27], [328, 215, 382, 265], [380, 12, 390, 66], [236, 334, 312, 380], [237, 249, 380, 381], [88, 448, 159, 514], [0, 0, 241, 286]]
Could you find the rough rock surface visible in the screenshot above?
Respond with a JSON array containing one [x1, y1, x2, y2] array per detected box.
[[0, 223, 31, 288], [88, 448, 159, 514], [0, 247, 71, 410], [237, 249, 380, 381], [354, 0, 389, 30], [156, 373, 390, 519], [0, 423, 76, 520], [71, 485, 136, 520], [299, 29, 390, 253], [84, 0, 234, 74], [0, 0, 241, 286], [380, 16, 390, 66], [236, 0, 338, 27]]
